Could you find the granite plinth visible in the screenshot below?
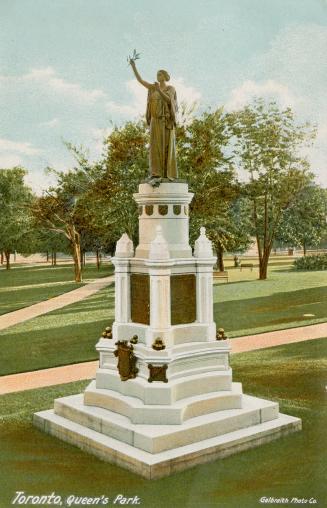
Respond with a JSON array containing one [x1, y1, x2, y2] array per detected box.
[[34, 393, 301, 479]]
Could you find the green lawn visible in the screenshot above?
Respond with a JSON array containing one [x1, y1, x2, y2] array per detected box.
[[0, 263, 113, 315], [0, 285, 114, 375], [1, 265, 326, 376], [0, 339, 325, 508], [214, 266, 327, 336]]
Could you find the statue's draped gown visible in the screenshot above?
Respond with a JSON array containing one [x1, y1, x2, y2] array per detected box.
[[146, 85, 178, 179]]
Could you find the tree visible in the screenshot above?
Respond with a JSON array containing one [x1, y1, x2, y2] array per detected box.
[[62, 122, 149, 259], [96, 121, 149, 244], [177, 108, 252, 270], [64, 110, 252, 271], [229, 99, 316, 279], [276, 184, 327, 255], [34, 229, 70, 265], [0, 167, 35, 269], [32, 167, 91, 282]]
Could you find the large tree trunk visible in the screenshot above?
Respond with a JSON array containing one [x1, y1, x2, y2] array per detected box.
[[216, 243, 225, 272], [303, 242, 307, 256], [259, 258, 268, 279], [72, 243, 82, 282], [0, 251, 3, 264], [69, 228, 82, 283], [4, 250, 10, 270], [96, 249, 100, 270], [51, 250, 57, 266], [46, 251, 49, 262], [259, 247, 271, 280]]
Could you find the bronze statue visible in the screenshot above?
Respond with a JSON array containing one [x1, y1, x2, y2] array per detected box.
[[128, 50, 178, 183]]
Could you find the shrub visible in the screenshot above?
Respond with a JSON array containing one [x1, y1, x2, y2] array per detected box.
[[294, 254, 327, 271]]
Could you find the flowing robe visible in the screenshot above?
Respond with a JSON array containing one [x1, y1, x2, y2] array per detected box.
[[146, 85, 178, 179]]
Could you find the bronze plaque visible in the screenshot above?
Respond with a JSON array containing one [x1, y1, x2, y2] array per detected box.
[[114, 341, 138, 381], [173, 204, 181, 215], [148, 364, 168, 383], [145, 205, 153, 216], [171, 274, 196, 325], [131, 274, 150, 324]]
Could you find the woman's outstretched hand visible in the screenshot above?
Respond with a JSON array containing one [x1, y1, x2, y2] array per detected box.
[[127, 49, 140, 66]]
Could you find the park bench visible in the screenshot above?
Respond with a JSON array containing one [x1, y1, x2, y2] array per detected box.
[[213, 271, 229, 283], [240, 263, 254, 271]]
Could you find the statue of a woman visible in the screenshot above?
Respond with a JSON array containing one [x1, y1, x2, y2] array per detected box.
[[129, 54, 178, 182]]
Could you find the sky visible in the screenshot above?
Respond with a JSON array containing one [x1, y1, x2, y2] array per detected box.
[[1, 0, 327, 192]]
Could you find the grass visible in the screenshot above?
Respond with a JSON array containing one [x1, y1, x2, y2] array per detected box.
[[1, 264, 326, 376], [0, 285, 114, 375], [0, 338, 325, 508], [0, 263, 113, 315], [214, 265, 327, 336]]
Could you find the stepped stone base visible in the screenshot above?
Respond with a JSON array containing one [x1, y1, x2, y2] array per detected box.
[[33, 181, 302, 478], [33, 392, 301, 479], [84, 380, 243, 424]]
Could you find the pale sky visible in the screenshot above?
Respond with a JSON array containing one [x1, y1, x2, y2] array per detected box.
[[1, 0, 327, 192]]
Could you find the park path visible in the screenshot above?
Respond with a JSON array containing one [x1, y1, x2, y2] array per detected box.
[[0, 321, 326, 395], [0, 275, 114, 331]]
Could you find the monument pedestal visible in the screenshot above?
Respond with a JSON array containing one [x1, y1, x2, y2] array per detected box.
[[34, 181, 301, 479]]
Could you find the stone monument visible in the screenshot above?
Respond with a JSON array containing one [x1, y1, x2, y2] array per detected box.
[[34, 55, 301, 479]]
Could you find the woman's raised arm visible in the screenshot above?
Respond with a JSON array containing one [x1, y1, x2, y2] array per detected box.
[[129, 60, 151, 90]]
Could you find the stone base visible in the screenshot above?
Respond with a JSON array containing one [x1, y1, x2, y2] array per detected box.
[[33, 393, 301, 479]]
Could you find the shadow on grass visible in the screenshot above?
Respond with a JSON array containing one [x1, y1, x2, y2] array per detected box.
[[214, 285, 327, 333], [0, 263, 113, 289], [0, 284, 116, 376], [0, 317, 111, 375], [0, 339, 325, 508], [214, 279, 260, 286], [54, 294, 115, 316]]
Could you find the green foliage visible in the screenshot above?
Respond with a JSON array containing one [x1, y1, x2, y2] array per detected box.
[[0, 167, 36, 267], [276, 185, 327, 252], [68, 112, 251, 258], [177, 108, 252, 258], [229, 99, 316, 278], [24, 100, 321, 276], [294, 254, 327, 271], [95, 121, 149, 243]]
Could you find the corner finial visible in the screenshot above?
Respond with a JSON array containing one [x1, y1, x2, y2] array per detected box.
[[194, 227, 213, 258], [115, 233, 134, 258], [149, 226, 170, 260]]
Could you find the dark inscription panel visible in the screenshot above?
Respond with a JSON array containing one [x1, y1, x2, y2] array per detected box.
[[131, 274, 150, 325], [171, 274, 196, 325]]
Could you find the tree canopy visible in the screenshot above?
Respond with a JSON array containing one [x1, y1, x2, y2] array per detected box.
[[3, 99, 324, 281], [229, 99, 316, 278], [0, 167, 35, 269], [276, 184, 327, 255]]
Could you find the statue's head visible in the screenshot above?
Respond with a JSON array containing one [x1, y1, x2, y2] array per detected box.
[[157, 69, 170, 82]]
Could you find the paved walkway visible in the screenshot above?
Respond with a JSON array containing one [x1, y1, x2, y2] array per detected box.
[[231, 322, 327, 353], [0, 322, 325, 395], [0, 275, 114, 331]]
